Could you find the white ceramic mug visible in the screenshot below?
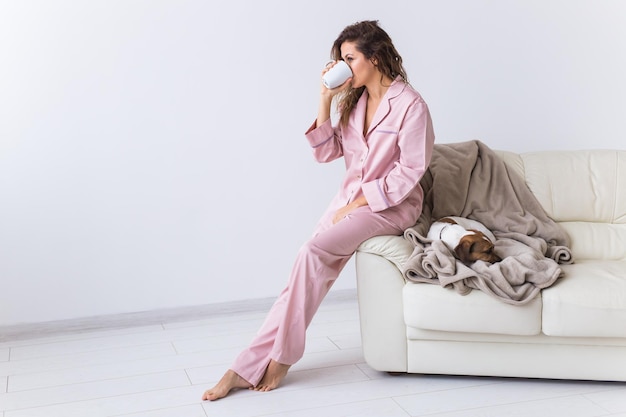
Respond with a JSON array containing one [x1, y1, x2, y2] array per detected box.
[[323, 60, 353, 89]]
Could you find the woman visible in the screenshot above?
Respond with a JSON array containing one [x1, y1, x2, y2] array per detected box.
[[202, 20, 435, 401]]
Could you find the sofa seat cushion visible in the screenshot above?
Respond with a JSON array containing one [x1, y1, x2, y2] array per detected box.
[[402, 282, 542, 336], [542, 260, 626, 337]]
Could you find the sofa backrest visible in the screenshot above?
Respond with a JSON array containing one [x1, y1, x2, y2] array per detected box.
[[497, 150, 626, 261]]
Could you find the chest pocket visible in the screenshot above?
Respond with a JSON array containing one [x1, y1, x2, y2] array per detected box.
[[374, 125, 400, 136], [369, 125, 400, 152]]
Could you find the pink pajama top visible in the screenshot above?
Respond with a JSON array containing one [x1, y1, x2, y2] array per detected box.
[[305, 78, 435, 230]]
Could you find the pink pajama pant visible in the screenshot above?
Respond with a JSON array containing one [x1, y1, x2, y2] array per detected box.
[[230, 206, 404, 386]]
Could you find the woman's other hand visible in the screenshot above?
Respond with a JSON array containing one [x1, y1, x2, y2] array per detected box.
[[332, 196, 368, 224]]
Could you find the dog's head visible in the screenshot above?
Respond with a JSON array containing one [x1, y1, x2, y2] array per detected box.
[[454, 230, 501, 265]]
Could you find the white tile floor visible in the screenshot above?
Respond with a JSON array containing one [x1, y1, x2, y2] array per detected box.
[[1, 291, 626, 417]]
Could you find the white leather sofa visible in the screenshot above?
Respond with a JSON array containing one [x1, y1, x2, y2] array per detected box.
[[355, 149, 626, 381]]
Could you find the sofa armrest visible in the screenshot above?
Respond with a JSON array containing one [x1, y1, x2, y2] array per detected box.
[[357, 235, 414, 270], [355, 235, 412, 372]]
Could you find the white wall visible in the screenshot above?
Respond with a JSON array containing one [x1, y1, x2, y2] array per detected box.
[[1, 0, 625, 326]]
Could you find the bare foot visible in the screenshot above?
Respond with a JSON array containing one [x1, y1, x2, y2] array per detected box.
[[202, 369, 251, 401], [253, 359, 291, 392]]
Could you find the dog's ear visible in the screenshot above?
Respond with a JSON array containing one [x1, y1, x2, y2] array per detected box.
[[456, 236, 501, 264], [454, 239, 475, 265]]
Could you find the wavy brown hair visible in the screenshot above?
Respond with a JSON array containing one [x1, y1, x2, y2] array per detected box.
[[331, 20, 408, 127]]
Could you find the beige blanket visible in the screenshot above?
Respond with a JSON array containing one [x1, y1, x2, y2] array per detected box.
[[403, 140, 573, 305]]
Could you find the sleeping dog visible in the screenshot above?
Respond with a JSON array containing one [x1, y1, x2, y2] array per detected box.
[[427, 216, 501, 265]]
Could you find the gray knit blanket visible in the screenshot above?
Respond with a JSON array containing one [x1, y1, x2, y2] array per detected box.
[[403, 140, 573, 305]]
